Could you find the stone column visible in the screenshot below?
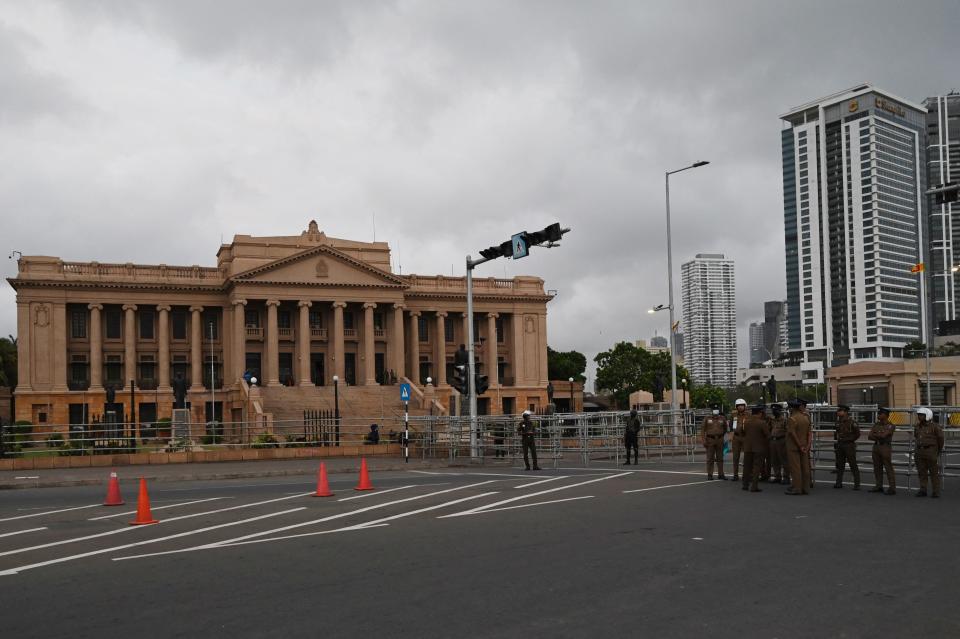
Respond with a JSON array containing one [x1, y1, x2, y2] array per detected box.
[[392, 303, 406, 379], [16, 302, 32, 391], [332, 302, 346, 381], [157, 305, 171, 391], [186, 306, 203, 390], [122, 304, 137, 390], [88, 304, 103, 390], [53, 303, 69, 392], [487, 312, 499, 387], [511, 313, 526, 386], [232, 299, 247, 383], [298, 300, 313, 386], [409, 311, 421, 384], [434, 311, 447, 386], [265, 300, 281, 386], [363, 302, 377, 385]]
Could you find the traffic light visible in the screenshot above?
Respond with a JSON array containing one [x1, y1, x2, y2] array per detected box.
[[474, 367, 489, 396], [522, 222, 565, 247], [451, 365, 468, 395], [479, 240, 513, 260]]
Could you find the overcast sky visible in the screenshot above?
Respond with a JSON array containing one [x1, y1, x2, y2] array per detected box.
[[2, 0, 958, 389]]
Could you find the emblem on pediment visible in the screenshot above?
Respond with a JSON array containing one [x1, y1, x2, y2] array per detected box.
[[303, 220, 327, 242], [315, 258, 329, 278], [34, 304, 50, 327]]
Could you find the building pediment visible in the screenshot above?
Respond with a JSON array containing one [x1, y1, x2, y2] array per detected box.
[[230, 245, 406, 288]]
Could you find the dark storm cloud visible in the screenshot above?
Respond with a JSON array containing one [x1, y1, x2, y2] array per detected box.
[[1, 0, 958, 387]]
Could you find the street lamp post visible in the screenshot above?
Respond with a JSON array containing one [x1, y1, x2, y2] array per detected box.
[[332, 375, 340, 446], [664, 161, 709, 425], [568, 377, 574, 412]]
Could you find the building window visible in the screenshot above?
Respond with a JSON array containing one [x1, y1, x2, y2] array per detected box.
[[105, 310, 122, 340], [309, 310, 323, 329], [278, 310, 292, 330], [70, 310, 87, 339], [105, 362, 123, 385], [139, 311, 155, 340], [171, 310, 188, 340], [444, 320, 454, 343], [374, 312, 384, 331], [203, 311, 218, 340], [245, 309, 260, 328], [418, 317, 429, 342], [343, 311, 355, 331], [496, 317, 505, 343]]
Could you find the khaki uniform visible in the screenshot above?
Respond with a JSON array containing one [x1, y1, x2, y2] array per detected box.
[[624, 415, 641, 464], [741, 415, 769, 491], [769, 415, 789, 484], [701, 415, 727, 479], [834, 415, 861, 489], [729, 410, 748, 479], [914, 421, 944, 497], [786, 410, 811, 494], [868, 420, 896, 492], [517, 417, 540, 471]]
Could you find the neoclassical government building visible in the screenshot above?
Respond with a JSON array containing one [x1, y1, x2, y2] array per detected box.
[[9, 222, 552, 426]]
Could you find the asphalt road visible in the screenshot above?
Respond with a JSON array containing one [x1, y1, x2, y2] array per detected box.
[[1, 460, 957, 639]]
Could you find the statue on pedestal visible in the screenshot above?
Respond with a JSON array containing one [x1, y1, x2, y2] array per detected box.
[[172, 373, 188, 409]]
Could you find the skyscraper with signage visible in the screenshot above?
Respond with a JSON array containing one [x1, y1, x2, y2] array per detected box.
[[924, 92, 960, 329], [681, 253, 737, 387], [780, 84, 928, 364], [749, 321, 765, 365]]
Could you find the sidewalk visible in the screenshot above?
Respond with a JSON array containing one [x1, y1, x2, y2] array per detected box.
[[0, 455, 452, 489]]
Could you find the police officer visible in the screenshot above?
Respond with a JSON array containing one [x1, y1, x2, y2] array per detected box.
[[518, 410, 541, 471], [729, 398, 748, 481], [913, 407, 944, 498], [701, 403, 727, 480], [756, 403, 771, 481], [785, 398, 811, 495], [833, 405, 861, 490], [769, 402, 790, 485], [624, 409, 641, 465], [868, 407, 896, 495], [741, 404, 768, 492]]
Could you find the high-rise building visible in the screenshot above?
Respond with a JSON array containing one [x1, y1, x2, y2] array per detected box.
[[749, 321, 765, 365], [781, 84, 928, 364], [681, 253, 737, 387], [763, 300, 788, 361], [925, 92, 960, 329], [650, 335, 668, 349]]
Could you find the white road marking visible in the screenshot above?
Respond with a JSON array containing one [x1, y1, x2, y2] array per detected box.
[[692, 537, 703, 541], [14, 476, 39, 480], [623, 481, 712, 494], [113, 481, 499, 560], [440, 472, 630, 518], [0, 508, 305, 576], [514, 476, 569, 489], [338, 485, 414, 502], [0, 492, 314, 559], [87, 497, 226, 520], [453, 495, 594, 515], [624, 469, 703, 476], [0, 504, 103, 523], [410, 470, 532, 478], [331, 493, 497, 530], [0, 527, 47, 539]]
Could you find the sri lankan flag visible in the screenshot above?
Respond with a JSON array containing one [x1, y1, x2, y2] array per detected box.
[[911, 263, 925, 273]]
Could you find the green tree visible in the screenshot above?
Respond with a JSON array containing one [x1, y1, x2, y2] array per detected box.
[[594, 341, 689, 408], [0, 335, 16, 389], [547, 347, 587, 382], [691, 383, 726, 409], [904, 340, 926, 359]]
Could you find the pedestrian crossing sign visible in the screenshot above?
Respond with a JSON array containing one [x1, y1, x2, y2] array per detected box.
[[511, 233, 529, 259], [400, 383, 411, 402]]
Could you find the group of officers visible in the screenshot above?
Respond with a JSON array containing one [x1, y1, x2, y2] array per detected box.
[[696, 397, 945, 497]]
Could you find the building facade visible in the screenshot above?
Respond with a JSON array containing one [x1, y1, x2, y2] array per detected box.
[[8, 222, 552, 426], [781, 84, 928, 365], [925, 92, 960, 328], [680, 253, 737, 387], [749, 321, 765, 365]]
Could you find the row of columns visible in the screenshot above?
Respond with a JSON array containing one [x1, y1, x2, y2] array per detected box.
[[84, 303, 210, 392]]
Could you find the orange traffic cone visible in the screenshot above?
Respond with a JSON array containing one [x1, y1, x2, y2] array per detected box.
[[103, 470, 124, 506], [313, 462, 334, 497], [129, 477, 159, 525], [354, 458, 374, 491]]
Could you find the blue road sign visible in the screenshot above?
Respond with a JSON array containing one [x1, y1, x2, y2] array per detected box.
[[400, 383, 411, 402], [511, 233, 528, 259]]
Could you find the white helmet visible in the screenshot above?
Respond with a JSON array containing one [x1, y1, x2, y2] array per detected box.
[[522, 410, 532, 416], [917, 407, 933, 421], [735, 398, 747, 407]]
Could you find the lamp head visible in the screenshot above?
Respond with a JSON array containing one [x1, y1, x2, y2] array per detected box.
[[693, 160, 710, 167]]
